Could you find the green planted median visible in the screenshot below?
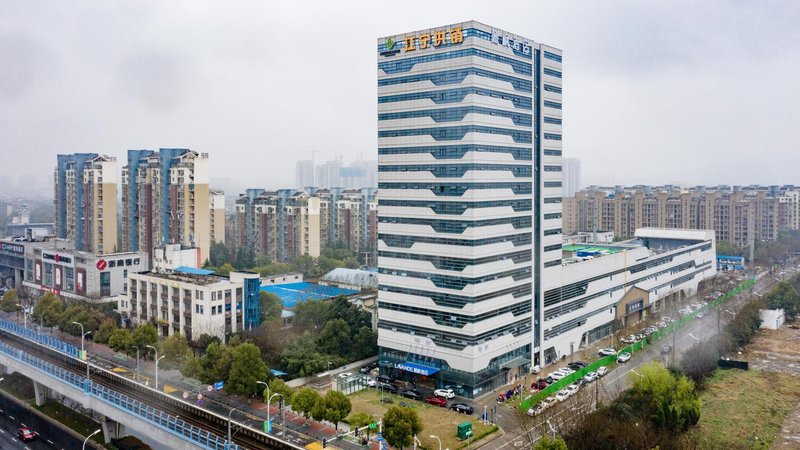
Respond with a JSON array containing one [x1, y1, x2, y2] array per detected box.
[[519, 278, 756, 411]]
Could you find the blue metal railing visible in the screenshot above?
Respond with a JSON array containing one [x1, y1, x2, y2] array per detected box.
[[0, 321, 237, 450], [0, 317, 80, 358]]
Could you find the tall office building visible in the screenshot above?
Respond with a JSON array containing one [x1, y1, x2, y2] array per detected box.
[[562, 157, 582, 197], [121, 149, 211, 265], [54, 154, 118, 254], [376, 21, 563, 396]]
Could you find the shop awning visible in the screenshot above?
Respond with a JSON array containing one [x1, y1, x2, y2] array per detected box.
[[501, 356, 528, 370], [396, 362, 440, 376]]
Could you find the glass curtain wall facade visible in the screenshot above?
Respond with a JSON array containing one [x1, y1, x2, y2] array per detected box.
[[377, 21, 563, 398]]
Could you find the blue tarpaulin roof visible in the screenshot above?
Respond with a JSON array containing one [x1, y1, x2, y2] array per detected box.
[[260, 282, 358, 308], [270, 369, 288, 377], [175, 266, 215, 276]]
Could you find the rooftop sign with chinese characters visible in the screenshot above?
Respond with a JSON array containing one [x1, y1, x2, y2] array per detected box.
[[490, 27, 531, 56], [381, 26, 464, 57]]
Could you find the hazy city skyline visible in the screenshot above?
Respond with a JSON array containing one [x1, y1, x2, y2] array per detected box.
[[1, 1, 798, 196]]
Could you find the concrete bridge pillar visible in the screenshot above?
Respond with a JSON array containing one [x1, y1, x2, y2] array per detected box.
[[101, 416, 126, 443], [33, 381, 48, 406]]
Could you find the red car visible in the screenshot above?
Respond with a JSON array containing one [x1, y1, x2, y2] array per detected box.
[[531, 380, 549, 391], [425, 396, 448, 407], [18, 426, 36, 442]]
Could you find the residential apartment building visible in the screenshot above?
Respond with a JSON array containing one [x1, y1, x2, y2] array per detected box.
[[234, 189, 321, 262], [564, 185, 800, 246], [119, 268, 260, 340], [121, 149, 211, 265], [210, 189, 226, 244], [315, 188, 378, 265], [54, 154, 117, 254], [376, 21, 563, 397]]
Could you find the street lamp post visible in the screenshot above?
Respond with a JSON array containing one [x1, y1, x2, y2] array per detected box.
[[267, 393, 283, 434], [430, 435, 442, 450], [83, 428, 101, 450], [227, 407, 239, 449], [131, 346, 141, 382], [72, 322, 92, 380], [256, 380, 269, 403], [146, 345, 164, 390]]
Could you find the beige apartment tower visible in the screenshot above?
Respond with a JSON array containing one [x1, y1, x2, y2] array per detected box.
[[122, 149, 212, 265], [54, 154, 118, 254]]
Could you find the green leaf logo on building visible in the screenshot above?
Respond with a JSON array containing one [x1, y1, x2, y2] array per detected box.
[[386, 38, 396, 50]]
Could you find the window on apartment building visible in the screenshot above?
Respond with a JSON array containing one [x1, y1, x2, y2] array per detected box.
[[211, 291, 216, 301]]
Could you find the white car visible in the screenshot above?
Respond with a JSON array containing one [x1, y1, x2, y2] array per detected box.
[[599, 347, 617, 356], [433, 388, 455, 399], [550, 371, 567, 381], [558, 367, 575, 375], [584, 372, 598, 383], [617, 352, 632, 363], [555, 389, 570, 402], [542, 396, 558, 408], [597, 366, 608, 377], [527, 403, 547, 416], [366, 378, 377, 387], [565, 385, 580, 396], [338, 372, 353, 379], [530, 365, 542, 374]]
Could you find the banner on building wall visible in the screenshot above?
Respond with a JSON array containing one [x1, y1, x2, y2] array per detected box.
[[35, 261, 41, 282], [76, 270, 84, 294], [55, 266, 62, 288]]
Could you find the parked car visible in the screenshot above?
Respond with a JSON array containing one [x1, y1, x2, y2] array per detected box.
[[617, 352, 632, 363], [599, 347, 618, 356], [449, 403, 474, 414], [597, 366, 608, 377], [661, 344, 672, 354], [401, 390, 423, 400], [338, 372, 353, 379], [18, 427, 36, 442], [366, 378, 377, 387], [360, 362, 379, 374], [567, 362, 583, 371], [550, 371, 567, 381], [376, 375, 394, 384], [558, 367, 575, 375], [566, 384, 580, 396], [555, 389, 570, 402], [531, 380, 549, 391], [541, 396, 558, 408], [530, 364, 542, 374], [379, 382, 398, 393], [434, 388, 455, 399], [584, 372, 598, 383], [425, 396, 448, 407], [572, 361, 588, 368], [527, 403, 547, 416]]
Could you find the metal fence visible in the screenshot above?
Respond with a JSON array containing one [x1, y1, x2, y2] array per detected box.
[[519, 278, 756, 411], [0, 327, 237, 450], [0, 317, 80, 358]]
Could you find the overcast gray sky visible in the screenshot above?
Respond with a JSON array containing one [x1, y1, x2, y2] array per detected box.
[[1, 0, 798, 196]]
